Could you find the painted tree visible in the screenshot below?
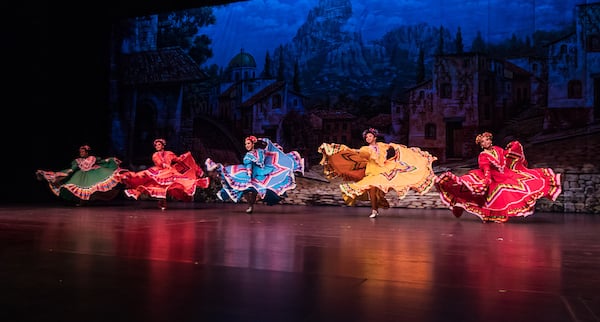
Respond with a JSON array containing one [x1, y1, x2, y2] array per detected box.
[[436, 25, 445, 55], [157, 8, 216, 65], [455, 26, 464, 54], [277, 45, 285, 81], [262, 51, 273, 78], [471, 30, 486, 53], [293, 60, 300, 92], [416, 47, 425, 83]]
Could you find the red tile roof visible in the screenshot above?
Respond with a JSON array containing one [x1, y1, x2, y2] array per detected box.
[[121, 47, 207, 86]]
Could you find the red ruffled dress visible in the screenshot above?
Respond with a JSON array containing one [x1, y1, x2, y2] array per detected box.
[[121, 151, 210, 203], [435, 141, 562, 222]]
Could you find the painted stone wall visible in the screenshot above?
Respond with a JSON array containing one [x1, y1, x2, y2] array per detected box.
[[281, 174, 600, 214]]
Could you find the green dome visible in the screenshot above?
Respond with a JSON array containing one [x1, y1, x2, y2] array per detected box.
[[227, 49, 256, 69]]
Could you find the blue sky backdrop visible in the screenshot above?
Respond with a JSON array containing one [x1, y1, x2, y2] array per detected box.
[[200, 0, 588, 70]]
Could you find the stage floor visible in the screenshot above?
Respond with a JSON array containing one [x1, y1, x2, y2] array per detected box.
[[1, 202, 599, 322]]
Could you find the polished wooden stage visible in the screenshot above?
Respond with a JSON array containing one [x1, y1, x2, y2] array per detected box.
[[1, 202, 599, 322]]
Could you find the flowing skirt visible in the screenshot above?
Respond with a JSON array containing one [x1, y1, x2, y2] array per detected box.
[[318, 142, 437, 207], [205, 139, 304, 205], [36, 157, 123, 202], [436, 142, 562, 222], [121, 152, 210, 201]]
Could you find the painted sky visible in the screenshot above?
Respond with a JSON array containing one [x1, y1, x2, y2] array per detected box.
[[200, 0, 589, 70]]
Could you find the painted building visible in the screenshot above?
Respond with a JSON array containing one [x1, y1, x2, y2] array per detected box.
[[545, 2, 600, 130], [507, 56, 548, 108], [110, 45, 208, 167], [215, 49, 307, 142], [310, 110, 356, 146], [110, 16, 307, 168], [401, 53, 530, 162]]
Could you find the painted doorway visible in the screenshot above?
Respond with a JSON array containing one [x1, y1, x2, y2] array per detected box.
[[132, 102, 158, 167], [445, 121, 464, 160]]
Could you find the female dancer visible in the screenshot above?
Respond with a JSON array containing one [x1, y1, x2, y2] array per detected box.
[[435, 132, 562, 223], [36, 145, 123, 205], [205, 136, 304, 214], [119, 138, 210, 209], [318, 128, 437, 218]]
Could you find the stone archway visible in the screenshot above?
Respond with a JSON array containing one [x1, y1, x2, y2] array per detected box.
[[132, 101, 158, 167]]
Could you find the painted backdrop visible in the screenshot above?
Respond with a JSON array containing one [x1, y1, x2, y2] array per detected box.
[[109, 0, 597, 168]]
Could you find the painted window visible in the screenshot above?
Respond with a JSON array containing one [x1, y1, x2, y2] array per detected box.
[[425, 123, 436, 139], [568, 80, 582, 98]]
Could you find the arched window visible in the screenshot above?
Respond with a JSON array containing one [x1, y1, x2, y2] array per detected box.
[[272, 94, 282, 109], [441, 83, 452, 98], [425, 123, 436, 139], [568, 80, 582, 98], [586, 34, 600, 51]]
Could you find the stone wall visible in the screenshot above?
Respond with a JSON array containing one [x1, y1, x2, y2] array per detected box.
[[524, 127, 600, 214], [281, 175, 446, 209], [537, 171, 600, 213], [237, 126, 600, 214], [281, 168, 600, 214]]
